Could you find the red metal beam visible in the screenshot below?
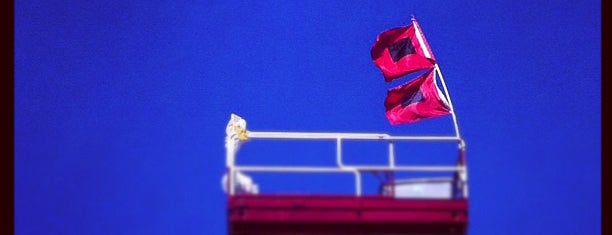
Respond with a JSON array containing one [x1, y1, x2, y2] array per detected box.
[[229, 195, 468, 235]]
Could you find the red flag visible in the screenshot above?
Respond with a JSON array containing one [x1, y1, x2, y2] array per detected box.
[[385, 69, 450, 125], [371, 19, 436, 82]]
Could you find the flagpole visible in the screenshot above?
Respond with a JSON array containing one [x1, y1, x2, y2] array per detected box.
[[434, 64, 462, 138], [411, 17, 462, 138]]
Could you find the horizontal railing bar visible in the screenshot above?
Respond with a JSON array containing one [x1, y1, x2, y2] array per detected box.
[[247, 131, 461, 142], [346, 166, 463, 172], [389, 177, 455, 183], [235, 166, 354, 173], [247, 131, 389, 140], [235, 165, 462, 173]]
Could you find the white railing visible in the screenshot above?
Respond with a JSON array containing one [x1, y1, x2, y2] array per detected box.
[[226, 130, 468, 198]]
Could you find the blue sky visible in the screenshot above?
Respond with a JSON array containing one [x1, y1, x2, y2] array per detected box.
[[15, 0, 600, 234]]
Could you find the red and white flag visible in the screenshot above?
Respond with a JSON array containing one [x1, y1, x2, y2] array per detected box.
[[371, 18, 436, 82], [384, 69, 450, 125]]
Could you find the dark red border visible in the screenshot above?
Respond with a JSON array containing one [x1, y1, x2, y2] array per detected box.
[[2, 0, 15, 234], [602, 1, 607, 235], [228, 195, 468, 235]]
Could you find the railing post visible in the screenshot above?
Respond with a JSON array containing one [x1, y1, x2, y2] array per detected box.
[[336, 138, 343, 167], [352, 169, 362, 196], [388, 141, 395, 168], [225, 139, 234, 195]]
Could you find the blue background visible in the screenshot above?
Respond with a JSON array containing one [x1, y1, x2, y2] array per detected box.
[[15, 0, 600, 234]]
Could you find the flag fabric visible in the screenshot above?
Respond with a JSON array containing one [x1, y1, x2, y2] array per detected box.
[[384, 69, 450, 125], [371, 19, 436, 82]]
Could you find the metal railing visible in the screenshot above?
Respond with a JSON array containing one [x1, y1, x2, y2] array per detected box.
[[226, 131, 468, 198]]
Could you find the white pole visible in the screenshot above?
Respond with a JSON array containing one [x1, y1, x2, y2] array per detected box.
[[388, 141, 395, 168], [434, 65, 462, 138], [412, 18, 432, 59], [412, 17, 462, 138], [336, 138, 344, 167], [226, 145, 235, 195]]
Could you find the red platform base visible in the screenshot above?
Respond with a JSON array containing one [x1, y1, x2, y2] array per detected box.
[[228, 194, 468, 235]]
